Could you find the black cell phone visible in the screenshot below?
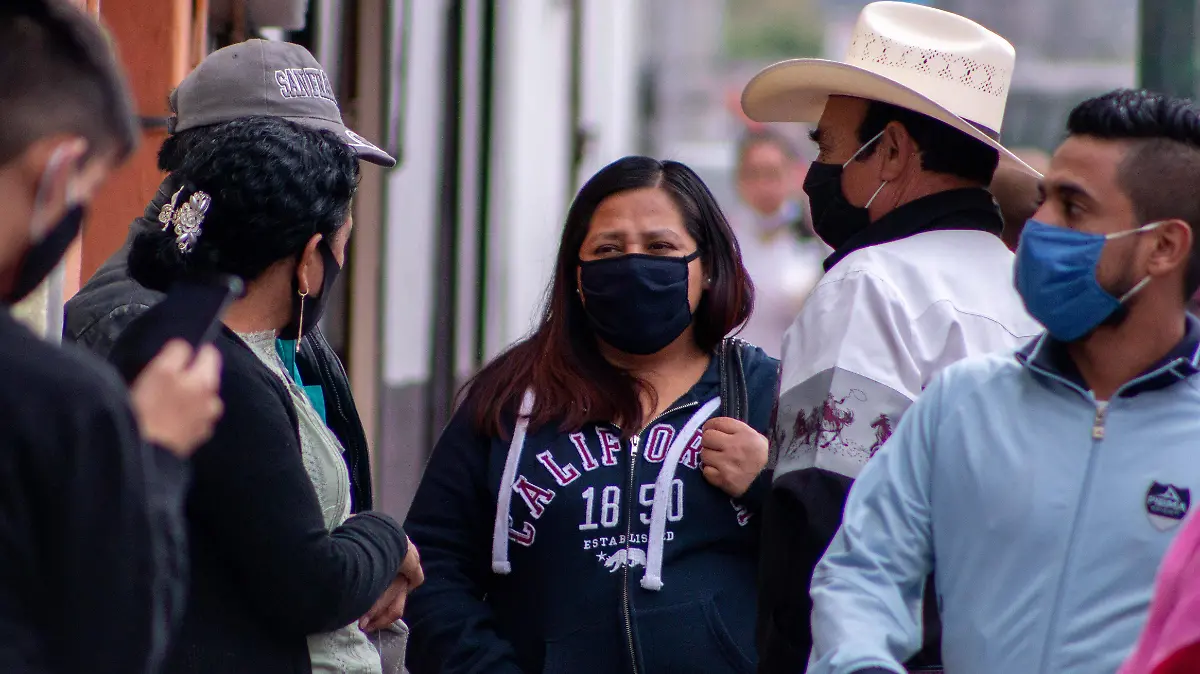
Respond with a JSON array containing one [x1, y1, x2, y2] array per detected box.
[[108, 273, 244, 383]]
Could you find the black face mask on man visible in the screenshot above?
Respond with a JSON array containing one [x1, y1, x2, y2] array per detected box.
[[578, 251, 700, 355], [802, 129, 887, 250], [279, 239, 342, 342], [2, 148, 85, 305]]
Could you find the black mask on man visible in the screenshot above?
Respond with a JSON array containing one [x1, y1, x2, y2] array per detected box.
[[803, 161, 872, 250]]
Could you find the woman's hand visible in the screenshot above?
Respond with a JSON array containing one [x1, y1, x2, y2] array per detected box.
[[359, 537, 424, 632], [359, 575, 410, 632], [699, 417, 768, 498]]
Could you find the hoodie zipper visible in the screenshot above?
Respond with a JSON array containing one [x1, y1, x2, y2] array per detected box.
[[620, 400, 698, 674], [622, 433, 640, 674], [1038, 397, 1108, 672]]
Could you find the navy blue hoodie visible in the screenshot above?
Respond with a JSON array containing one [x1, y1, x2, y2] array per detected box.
[[405, 344, 779, 673]]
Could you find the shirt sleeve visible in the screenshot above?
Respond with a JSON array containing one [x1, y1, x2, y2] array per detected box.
[[188, 347, 407, 636], [773, 270, 922, 481], [41, 386, 168, 674], [756, 271, 923, 672], [806, 368, 943, 674]]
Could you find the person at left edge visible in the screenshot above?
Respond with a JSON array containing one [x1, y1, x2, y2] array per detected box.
[[0, 2, 223, 673], [404, 156, 780, 673]]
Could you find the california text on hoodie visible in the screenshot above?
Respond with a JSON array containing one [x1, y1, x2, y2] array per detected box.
[[404, 343, 779, 673], [809, 315, 1200, 674]]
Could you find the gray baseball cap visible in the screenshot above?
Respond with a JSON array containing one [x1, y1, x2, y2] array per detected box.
[[168, 39, 396, 167]]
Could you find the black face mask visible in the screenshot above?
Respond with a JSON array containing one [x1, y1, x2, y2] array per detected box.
[[579, 251, 699, 356], [2, 205, 85, 304], [803, 161, 872, 250], [279, 240, 341, 340]]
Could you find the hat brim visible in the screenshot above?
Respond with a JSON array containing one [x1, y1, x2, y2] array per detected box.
[[741, 59, 1040, 178], [284, 115, 397, 168]]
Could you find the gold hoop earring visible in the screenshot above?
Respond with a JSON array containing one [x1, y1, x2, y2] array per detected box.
[[295, 289, 308, 353]]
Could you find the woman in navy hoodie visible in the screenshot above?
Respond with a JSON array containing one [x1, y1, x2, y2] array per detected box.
[[405, 156, 780, 673]]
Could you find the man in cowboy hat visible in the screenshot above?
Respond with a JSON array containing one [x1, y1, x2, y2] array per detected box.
[[743, 2, 1041, 671], [810, 88, 1200, 674]]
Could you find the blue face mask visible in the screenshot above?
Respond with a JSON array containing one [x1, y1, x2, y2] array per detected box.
[[1014, 219, 1161, 342]]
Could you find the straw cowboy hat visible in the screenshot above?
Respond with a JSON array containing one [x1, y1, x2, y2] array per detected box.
[[741, 1, 1039, 177]]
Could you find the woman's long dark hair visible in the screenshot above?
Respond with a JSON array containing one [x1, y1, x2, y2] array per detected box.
[[464, 156, 754, 439]]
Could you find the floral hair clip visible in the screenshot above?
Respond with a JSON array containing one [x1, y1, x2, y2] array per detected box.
[[158, 186, 184, 230], [172, 190, 211, 254]]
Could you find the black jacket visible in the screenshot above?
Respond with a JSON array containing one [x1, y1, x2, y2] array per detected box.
[[0, 310, 189, 674], [162, 328, 407, 673], [404, 344, 779, 674], [63, 180, 375, 512]]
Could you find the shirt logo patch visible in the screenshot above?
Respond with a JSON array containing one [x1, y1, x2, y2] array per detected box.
[[1146, 482, 1191, 530]]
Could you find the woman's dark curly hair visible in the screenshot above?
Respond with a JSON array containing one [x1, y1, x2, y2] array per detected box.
[[128, 115, 359, 292]]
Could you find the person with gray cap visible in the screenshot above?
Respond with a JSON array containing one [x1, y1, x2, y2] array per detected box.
[[64, 40, 415, 674], [66, 38, 393, 520]]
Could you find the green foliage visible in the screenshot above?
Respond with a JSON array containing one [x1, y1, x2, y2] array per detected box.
[[724, 0, 825, 61]]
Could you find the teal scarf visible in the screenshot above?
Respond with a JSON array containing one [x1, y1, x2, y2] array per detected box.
[[275, 339, 327, 423]]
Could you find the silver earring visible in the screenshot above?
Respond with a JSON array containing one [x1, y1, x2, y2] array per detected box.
[[294, 289, 308, 352]]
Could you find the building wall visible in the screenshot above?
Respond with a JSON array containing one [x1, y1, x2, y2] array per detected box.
[[376, 0, 643, 521]]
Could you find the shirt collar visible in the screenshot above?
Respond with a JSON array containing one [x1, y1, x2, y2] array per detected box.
[[1016, 313, 1200, 397], [824, 187, 1002, 271]]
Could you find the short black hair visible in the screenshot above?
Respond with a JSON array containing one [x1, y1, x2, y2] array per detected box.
[[128, 116, 359, 292], [158, 128, 208, 173], [736, 129, 799, 168], [0, 0, 138, 164], [1067, 89, 1200, 296], [855, 101, 1000, 185]]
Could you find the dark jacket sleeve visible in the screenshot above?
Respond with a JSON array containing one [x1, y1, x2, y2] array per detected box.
[[188, 336, 407, 636], [756, 471, 943, 674], [143, 444, 192, 671], [36, 372, 179, 674], [404, 409, 525, 674], [756, 467, 854, 673]]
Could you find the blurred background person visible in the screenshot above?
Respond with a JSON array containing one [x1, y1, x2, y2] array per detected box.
[[729, 128, 826, 357], [992, 148, 1051, 251]]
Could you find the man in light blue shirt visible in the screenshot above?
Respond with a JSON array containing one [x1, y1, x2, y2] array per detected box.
[[809, 88, 1200, 674]]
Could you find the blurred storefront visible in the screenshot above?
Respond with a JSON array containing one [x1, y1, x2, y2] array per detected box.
[[18, 0, 1200, 523]]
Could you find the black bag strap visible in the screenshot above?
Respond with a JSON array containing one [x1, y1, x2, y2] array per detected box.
[[718, 337, 749, 422]]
